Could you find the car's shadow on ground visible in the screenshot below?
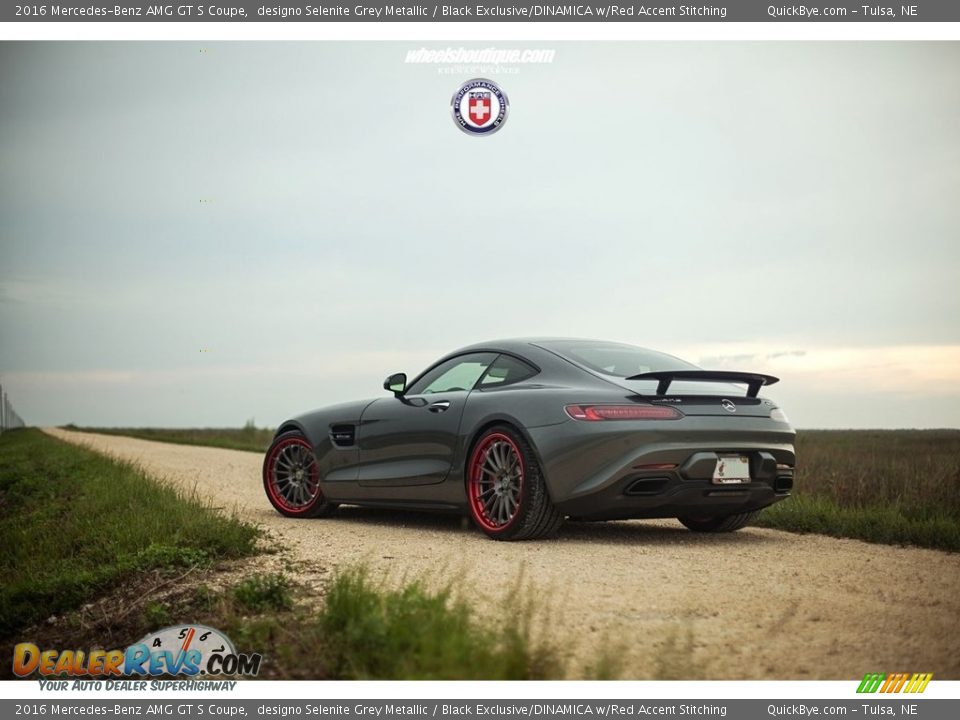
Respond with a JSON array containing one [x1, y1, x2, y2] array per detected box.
[[559, 518, 770, 548], [321, 505, 772, 548]]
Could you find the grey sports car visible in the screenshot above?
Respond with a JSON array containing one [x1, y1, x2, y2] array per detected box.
[[263, 338, 795, 540]]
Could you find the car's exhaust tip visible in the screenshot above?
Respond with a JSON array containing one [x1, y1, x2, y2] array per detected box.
[[774, 474, 794, 493], [624, 476, 670, 496]]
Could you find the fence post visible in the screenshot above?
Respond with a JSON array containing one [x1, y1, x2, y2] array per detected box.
[[0, 385, 26, 432]]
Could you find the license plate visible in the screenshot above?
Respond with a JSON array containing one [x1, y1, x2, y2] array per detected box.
[[712, 454, 750, 484]]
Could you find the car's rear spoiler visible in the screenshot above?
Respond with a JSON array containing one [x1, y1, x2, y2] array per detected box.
[[623, 370, 780, 398]]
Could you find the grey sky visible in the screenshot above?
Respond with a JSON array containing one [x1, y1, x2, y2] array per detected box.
[[1, 42, 958, 428]]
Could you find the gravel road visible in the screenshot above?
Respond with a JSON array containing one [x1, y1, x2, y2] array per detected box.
[[44, 427, 960, 680]]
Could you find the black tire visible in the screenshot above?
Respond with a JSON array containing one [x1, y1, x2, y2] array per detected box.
[[678, 510, 760, 533], [466, 425, 564, 541], [263, 431, 339, 518]]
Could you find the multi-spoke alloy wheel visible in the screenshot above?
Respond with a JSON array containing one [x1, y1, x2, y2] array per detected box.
[[263, 432, 337, 518], [467, 426, 564, 541], [469, 432, 524, 531]]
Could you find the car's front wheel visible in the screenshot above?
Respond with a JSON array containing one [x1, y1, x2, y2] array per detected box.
[[678, 510, 759, 533], [466, 425, 564, 541], [263, 431, 338, 518]]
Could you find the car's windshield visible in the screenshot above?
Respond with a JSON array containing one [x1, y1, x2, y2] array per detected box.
[[539, 340, 698, 377]]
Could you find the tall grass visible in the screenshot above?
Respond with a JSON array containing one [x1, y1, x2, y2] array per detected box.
[[0, 429, 259, 639], [316, 567, 562, 679], [757, 430, 960, 551], [220, 568, 565, 680], [795, 431, 960, 511]]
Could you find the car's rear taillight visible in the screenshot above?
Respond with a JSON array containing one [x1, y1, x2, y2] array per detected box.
[[564, 404, 684, 421]]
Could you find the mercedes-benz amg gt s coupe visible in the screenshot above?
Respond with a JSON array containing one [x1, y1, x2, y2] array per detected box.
[[263, 338, 796, 540]]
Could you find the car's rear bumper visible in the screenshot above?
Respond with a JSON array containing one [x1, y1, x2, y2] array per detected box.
[[553, 453, 793, 520], [528, 416, 795, 520]]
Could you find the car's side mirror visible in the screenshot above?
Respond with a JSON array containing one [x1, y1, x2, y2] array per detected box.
[[383, 372, 407, 397]]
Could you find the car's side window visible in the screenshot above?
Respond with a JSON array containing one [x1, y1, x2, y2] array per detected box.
[[406, 353, 497, 395], [478, 354, 539, 389]]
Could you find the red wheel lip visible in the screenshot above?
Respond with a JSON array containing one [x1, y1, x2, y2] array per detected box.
[[467, 431, 525, 534], [263, 436, 323, 515]]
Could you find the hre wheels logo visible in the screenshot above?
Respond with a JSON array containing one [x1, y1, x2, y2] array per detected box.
[[452, 78, 509, 136]]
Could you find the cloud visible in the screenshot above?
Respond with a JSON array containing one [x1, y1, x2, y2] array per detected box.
[[767, 350, 807, 360], [682, 343, 960, 396], [697, 353, 757, 365], [699, 350, 809, 366]]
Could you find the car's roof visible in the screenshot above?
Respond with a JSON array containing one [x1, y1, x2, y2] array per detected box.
[[450, 337, 618, 355]]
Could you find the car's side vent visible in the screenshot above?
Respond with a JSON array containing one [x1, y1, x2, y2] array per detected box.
[[330, 425, 355, 448]]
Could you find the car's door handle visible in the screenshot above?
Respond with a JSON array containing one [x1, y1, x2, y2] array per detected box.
[[428, 401, 451, 413]]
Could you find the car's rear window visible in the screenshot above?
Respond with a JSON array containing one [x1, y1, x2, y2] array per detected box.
[[539, 340, 697, 378], [478, 354, 538, 389]]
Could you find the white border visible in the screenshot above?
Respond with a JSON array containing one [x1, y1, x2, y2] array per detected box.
[[3, 21, 960, 41], [1, 13, 958, 704], [4, 680, 960, 699]]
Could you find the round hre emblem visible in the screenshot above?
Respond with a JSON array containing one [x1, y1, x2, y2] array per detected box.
[[451, 78, 509, 136]]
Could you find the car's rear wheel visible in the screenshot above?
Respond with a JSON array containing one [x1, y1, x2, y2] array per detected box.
[[263, 431, 338, 518], [678, 510, 759, 533], [466, 425, 564, 541]]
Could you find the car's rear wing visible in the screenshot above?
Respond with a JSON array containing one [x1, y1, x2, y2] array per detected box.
[[623, 370, 780, 398]]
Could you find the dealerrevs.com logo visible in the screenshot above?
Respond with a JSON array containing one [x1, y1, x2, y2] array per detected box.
[[13, 624, 261, 679]]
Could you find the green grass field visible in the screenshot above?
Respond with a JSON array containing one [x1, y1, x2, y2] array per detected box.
[[66, 425, 960, 552], [0, 429, 574, 679], [756, 430, 960, 551], [0, 429, 259, 640]]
